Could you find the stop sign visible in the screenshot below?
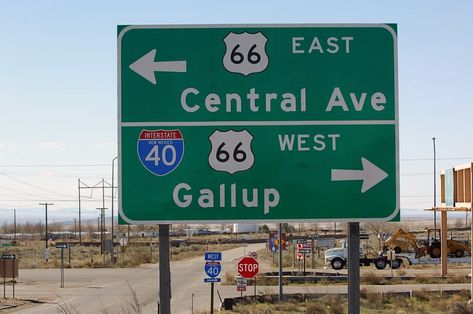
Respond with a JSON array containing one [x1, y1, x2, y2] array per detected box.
[[238, 257, 259, 279]]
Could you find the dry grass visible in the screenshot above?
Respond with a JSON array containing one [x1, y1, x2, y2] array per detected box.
[[123, 280, 142, 314], [256, 245, 324, 270], [170, 243, 238, 262], [361, 271, 384, 285], [233, 291, 473, 314], [56, 294, 81, 314], [5, 240, 239, 269], [413, 274, 470, 285]]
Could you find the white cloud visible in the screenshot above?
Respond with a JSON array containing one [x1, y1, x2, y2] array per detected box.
[[90, 142, 115, 148], [0, 143, 19, 150], [39, 142, 75, 150]]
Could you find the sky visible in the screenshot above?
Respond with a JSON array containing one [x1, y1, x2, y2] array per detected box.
[[0, 1, 472, 225]]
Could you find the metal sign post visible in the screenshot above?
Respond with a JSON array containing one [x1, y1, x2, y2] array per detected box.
[[210, 282, 214, 314], [2, 254, 16, 299], [204, 252, 222, 314], [278, 223, 283, 301], [2, 256, 5, 298], [60, 247, 64, 288], [348, 222, 360, 314], [159, 225, 171, 314], [12, 258, 14, 299], [56, 244, 68, 288]]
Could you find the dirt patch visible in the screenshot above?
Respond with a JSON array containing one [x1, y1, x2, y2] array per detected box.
[[0, 298, 45, 313]]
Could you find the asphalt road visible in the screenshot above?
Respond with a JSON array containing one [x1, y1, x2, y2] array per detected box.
[[10, 243, 264, 314], [8, 243, 471, 313]]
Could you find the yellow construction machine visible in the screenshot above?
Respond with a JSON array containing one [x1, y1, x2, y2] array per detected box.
[[383, 228, 470, 258], [425, 228, 470, 258], [382, 229, 427, 258]]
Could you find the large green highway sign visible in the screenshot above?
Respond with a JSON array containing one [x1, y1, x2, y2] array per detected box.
[[118, 24, 399, 223]]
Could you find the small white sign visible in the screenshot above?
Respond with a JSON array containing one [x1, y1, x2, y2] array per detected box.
[[236, 278, 247, 288], [119, 237, 128, 246]]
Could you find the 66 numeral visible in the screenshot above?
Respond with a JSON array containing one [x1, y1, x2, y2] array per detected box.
[[230, 44, 261, 65], [216, 142, 247, 163]]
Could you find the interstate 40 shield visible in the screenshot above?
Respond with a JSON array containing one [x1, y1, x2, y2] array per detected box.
[[137, 129, 184, 176]]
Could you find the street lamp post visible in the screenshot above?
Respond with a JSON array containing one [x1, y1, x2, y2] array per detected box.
[[111, 156, 118, 264]]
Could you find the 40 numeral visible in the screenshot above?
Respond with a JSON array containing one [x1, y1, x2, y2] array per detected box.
[[145, 144, 177, 166]]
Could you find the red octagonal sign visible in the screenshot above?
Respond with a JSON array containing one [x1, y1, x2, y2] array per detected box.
[[238, 257, 259, 279]]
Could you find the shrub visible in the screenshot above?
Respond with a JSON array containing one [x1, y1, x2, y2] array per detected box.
[[306, 302, 327, 314]]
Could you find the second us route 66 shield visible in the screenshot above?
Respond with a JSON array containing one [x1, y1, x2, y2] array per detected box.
[[208, 129, 255, 174]]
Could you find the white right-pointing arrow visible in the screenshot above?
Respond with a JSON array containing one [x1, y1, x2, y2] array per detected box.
[[331, 158, 388, 193], [129, 49, 187, 85]]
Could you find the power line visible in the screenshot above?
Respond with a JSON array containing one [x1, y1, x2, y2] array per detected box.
[[0, 164, 110, 168], [401, 157, 473, 161], [0, 199, 106, 202], [0, 171, 111, 179], [0, 174, 73, 198], [0, 184, 57, 199]]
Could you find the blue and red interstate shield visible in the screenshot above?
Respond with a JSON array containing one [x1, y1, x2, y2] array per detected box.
[[137, 129, 184, 176]]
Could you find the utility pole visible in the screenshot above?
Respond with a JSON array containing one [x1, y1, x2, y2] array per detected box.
[[433, 137, 437, 239], [78, 179, 82, 244], [102, 178, 105, 211], [97, 207, 107, 255], [13, 209, 16, 242], [102, 178, 106, 259], [73, 218, 77, 239], [111, 156, 118, 264], [39, 203, 54, 249], [78, 179, 114, 246]]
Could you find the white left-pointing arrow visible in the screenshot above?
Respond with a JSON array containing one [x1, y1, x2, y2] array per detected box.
[[331, 158, 388, 193], [129, 49, 187, 85]]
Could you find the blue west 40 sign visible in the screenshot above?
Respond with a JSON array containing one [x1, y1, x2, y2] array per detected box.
[[205, 252, 222, 261], [204, 261, 222, 278], [118, 24, 399, 223]]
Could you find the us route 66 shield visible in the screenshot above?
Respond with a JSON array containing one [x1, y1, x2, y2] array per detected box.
[[208, 130, 254, 174], [223, 32, 269, 76], [137, 129, 184, 176]]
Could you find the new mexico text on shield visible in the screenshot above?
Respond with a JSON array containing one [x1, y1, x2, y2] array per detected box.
[[118, 24, 399, 223]]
